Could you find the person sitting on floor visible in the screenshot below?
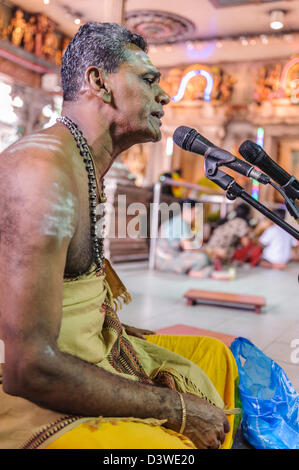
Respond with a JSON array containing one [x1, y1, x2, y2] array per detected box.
[[204, 203, 251, 270], [259, 208, 298, 270], [0, 22, 239, 450], [232, 224, 263, 267], [155, 198, 212, 278]]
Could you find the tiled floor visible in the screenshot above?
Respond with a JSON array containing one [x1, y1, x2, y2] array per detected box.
[[116, 261, 299, 393]]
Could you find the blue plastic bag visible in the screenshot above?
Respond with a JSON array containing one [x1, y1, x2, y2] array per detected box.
[[230, 337, 299, 449]]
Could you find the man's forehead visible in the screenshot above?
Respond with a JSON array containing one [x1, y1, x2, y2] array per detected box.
[[123, 44, 160, 75]]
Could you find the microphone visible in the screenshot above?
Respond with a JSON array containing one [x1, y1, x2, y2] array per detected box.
[[173, 126, 270, 184], [239, 140, 299, 200]]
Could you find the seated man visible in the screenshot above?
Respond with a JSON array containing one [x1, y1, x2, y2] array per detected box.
[[155, 198, 212, 278], [259, 209, 298, 270], [0, 23, 239, 450]]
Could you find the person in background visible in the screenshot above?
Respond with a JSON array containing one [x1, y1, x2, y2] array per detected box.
[[155, 198, 212, 278], [232, 232, 263, 267], [160, 169, 188, 199], [259, 208, 298, 270], [232, 218, 263, 267], [204, 203, 251, 270]]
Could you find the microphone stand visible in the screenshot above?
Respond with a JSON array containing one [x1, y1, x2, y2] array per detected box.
[[268, 180, 299, 220], [204, 155, 299, 240]]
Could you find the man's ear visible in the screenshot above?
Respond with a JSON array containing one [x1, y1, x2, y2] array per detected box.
[[85, 66, 112, 104]]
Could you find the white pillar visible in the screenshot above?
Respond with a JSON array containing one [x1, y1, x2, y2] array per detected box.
[[101, 0, 126, 24]]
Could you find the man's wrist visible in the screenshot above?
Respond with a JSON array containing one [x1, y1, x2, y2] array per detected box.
[[154, 388, 182, 432]]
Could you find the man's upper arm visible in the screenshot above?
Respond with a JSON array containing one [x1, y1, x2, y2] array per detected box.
[[0, 150, 78, 385]]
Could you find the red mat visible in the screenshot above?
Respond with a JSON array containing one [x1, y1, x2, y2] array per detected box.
[[156, 324, 236, 348]]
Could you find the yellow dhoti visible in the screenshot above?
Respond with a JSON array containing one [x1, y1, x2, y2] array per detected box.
[[0, 260, 240, 449], [46, 335, 240, 450]]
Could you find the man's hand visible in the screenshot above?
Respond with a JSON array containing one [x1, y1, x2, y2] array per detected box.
[[122, 324, 155, 339], [181, 394, 230, 449]]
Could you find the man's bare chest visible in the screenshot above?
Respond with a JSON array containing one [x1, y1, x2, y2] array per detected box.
[[64, 175, 96, 278]]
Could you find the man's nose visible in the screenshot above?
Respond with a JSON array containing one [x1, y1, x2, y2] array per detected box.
[[156, 86, 170, 106]]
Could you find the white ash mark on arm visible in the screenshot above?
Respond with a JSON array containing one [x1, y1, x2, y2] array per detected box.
[[41, 183, 77, 246]]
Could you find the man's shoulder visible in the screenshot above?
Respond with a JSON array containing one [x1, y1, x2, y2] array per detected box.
[[2, 127, 67, 162], [0, 128, 79, 219], [0, 128, 74, 190]]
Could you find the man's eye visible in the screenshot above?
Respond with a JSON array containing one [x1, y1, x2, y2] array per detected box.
[[144, 77, 154, 85]]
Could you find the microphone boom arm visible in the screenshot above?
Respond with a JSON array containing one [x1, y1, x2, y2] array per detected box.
[[204, 155, 299, 241]]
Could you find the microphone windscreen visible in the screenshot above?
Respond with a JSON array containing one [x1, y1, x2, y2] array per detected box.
[[173, 126, 193, 149], [173, 126, 215, 154], [239, 140, 261, 165]]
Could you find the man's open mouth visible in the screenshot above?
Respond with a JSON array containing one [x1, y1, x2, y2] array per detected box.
[[150, 111, 164, 126]]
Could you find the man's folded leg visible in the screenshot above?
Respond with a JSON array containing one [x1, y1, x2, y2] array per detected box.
[[46, 419, 196, 449], [46, 336, 239, 449]]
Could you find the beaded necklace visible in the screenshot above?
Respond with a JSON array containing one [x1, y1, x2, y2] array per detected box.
[[57, 116, 106, 272]]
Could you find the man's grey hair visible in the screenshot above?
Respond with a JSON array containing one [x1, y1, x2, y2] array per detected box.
[[61, 22, 148, 101]]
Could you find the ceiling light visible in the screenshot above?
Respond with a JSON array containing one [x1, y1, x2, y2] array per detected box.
[[74, 18, 81, 25], [43, 0, 50, 5], [260, 34, 268, 44], [186, 41, 194, 50], [270, 10, 285, 30], [240, 36, 248, 46]]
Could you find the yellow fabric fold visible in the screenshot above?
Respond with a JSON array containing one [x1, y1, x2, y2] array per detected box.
[[105, 259, 132, 308], [146, 334, 240, 449]]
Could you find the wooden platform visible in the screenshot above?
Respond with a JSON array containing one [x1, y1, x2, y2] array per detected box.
[[184, 289, 266, 314]]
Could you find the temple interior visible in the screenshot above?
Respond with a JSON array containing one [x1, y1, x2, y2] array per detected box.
[[0, 0, 298, 395]]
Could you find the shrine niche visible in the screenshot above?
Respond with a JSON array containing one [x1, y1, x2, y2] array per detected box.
[[160, 64, 236, 105], [0, 5, 71, 66], [253, 56, 299, 104], [253, 62, 283, 103], [248, 56, 299, 126], [281, 57, 299, 103]]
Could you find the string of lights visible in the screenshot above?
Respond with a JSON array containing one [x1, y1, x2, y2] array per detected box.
[[149, 30, 299, 53]]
